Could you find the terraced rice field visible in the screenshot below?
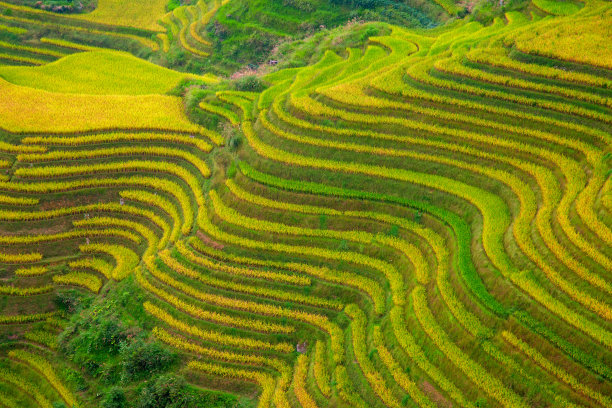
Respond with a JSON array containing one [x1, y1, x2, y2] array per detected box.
[[0, 0, 610, 407]]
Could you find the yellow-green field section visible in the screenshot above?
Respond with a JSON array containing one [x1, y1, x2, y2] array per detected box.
[[511, 13, 612, 68], [76, 0, 169, 31], [0, 51, 217, 95], [532, 0, 582, 15], [0, 77, 204, 133]]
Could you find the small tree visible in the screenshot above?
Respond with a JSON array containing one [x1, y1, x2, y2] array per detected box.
[[102, 387, 127, 408]]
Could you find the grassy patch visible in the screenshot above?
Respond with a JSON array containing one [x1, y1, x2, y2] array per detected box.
[[0, 50, 216, 94]]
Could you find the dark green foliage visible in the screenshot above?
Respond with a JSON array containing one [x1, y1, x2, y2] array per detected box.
[[165, 47, 188, 67], [60, 314, 129, 362], [475, 397, 489, 408], [137, 375, 244, 408], [94, 319, 129, 354], [166, 0, 180, 12], [227, 29, 279, 65], [55, 278, 190, 404], [54, 289, 89, 314], [329, 0, 436, 26], [413, 210, 422, 224], [201, 0, 437, 71], [233, 76, 265, 92], [120, 339, 177, 382], [388, 224, 399, 237], [137, 375, 194, 408], [228, 134, 243, 151], [102, 387, 128, 408], [63, 367, 88, 391]]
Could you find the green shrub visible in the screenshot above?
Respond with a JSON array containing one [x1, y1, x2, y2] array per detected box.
[[360, 25, 379, 41], [228, 135, 243, 151], [137, 375, 194, 408], [63, 367, 87, 391], [166, 0, 180, 12], [92, 318, 129, 354], [121, 340, 177, 382], [233, 76, 265, 92], [54, 289, 87, 313], [102, 387, 128, 408]]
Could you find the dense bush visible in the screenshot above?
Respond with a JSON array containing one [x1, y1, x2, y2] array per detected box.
[[54, 289, 87, 313], [330, 0, 383, 7], [233, 76, 265, 92], [92, 319, 130, 354], [102, 387, 128, 408], [121, 339, 177, 382], [59, 313, 130, 362], [137, 374, 247, 408], [137, 375, 194, 408]]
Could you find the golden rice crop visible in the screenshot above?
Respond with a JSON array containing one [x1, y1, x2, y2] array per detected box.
[[80, 243, 140, 280], [502, 331, 611, 406], [0, 311, 57, 324], [0, 252, 42, 263], [292, 354, 320, 408], [138, 263, 294, 333], [0, 283, 52, 296], [159, 250, 341, 309], [15, 266, 48, 276], [0, 367, 53, 407], [389, 306, 472, 407], [345, 304, 404, 408], [53, 271, 103, 293], [208, 189, 405, 306], [372, 326, 437, 407], [313, 341, 331, 398], [0, 77, 205, 134], [176, 239, 310, 286], [143, 301, 293, 352], [9, 349, 77, 408], [75, 0, 169, 31], [509, 15, 612, 69], [69, 258, 113, 279]]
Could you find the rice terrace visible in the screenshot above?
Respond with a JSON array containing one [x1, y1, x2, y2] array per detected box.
[[0, 0, 610, 406]]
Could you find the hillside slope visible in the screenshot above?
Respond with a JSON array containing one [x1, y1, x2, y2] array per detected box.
[[0, 0, 610, 407]]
